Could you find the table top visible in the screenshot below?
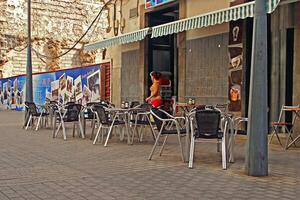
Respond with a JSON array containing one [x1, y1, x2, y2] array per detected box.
[[286, 107, 300, 111], [176, 103, 196, 107], [106, 107, 145, 112]]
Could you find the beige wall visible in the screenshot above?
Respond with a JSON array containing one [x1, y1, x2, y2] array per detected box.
[[105, 0, 231, 105], [104, 0, 144, 105], [186, 0, 230, 40]]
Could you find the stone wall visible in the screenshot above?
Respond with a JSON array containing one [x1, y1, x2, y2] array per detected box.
[[0, 0, 108, 77], [1, 47, 81, 77]]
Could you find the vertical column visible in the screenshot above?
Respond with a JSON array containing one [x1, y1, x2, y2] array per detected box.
[[178, 0, 187, 102], [245, 0, 268, 176], [26, 0, 33, 102]]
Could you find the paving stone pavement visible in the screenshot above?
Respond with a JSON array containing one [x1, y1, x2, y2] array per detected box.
[[0, 109, 299, 200]]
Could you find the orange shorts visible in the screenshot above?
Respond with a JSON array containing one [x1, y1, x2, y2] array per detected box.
[[151, 99, 163, 108]]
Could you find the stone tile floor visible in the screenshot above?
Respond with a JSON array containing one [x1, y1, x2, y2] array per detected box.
[[0, 110, 299, 200]]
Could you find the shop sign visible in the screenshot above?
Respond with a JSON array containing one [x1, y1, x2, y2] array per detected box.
[[145, 0, 175, 9]]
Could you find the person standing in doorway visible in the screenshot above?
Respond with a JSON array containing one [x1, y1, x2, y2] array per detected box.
[[145, 71, 162, 108]]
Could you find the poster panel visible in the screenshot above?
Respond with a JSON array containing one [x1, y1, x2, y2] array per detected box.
[[0, 63, 110, 110]]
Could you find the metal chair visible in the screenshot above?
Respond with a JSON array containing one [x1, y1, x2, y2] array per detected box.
[[269, 105, 299, 149], [83, 102, 100, 139], [130, 103, 156, 144], [148, 107, 187, 162], [91, 105, 126, 145], [188, 108, 228, 169], [24, 101, 49, 131], [130, 101, 140, 108], [54, 103, 84, 140], [215, 103, 229, 113], [228, 117, 248, 163]]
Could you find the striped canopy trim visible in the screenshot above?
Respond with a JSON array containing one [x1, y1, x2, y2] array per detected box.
[[84, 0, 281, 50], [151, 0, 280, 38], [85, 28, 150, 51]]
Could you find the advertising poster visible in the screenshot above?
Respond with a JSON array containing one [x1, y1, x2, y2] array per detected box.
[[0, 75, 26, 110], [74, 75, 83, 101], [0, 63, 110, 110], [227, 0, 246, 112], [87, 70, 101, 102], [51, 80, 59, 101], [66, 76, 73, 95]]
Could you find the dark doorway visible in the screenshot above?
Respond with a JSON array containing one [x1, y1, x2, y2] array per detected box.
[[285, 28, 294, 123], [147, 5, 179, 97]]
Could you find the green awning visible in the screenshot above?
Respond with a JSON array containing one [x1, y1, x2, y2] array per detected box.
[[85, 0, 281, 50], [85, 28, 150, 51], [151, 0, 280, 38]]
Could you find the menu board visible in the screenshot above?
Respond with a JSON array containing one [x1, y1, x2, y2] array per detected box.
[[145, 0, 175, 9]]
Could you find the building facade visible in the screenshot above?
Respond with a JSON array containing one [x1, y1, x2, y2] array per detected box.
[[1, 0, 299, 128], [98, 0, 299, 125]]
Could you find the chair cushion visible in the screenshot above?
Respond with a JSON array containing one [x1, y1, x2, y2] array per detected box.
[[271, 122, 293, 126], [194, 130, 223, 139], [102, 120, 125, 126], [161, 129, 187, 135], [32, 112, 49, 117], [130, 120, 150, 125]]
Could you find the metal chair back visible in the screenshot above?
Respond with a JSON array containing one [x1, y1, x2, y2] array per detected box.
[[93, 105, 109, 124], [195, 109, 221, 138], [130, 101, 140, 108], [25, 101, 39, 115], [151, 107, 169, 131], [64, 104, 82, 122], [215, 103, 228, 113], [85, 102, 100, 119]]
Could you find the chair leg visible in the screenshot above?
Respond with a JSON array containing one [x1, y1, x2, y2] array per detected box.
[[229, 129, 237, 163], [35, 115, 42, 131], [93, 125, 102, 144], [285, 129, 297, 148], [159, 135, 168, 156], [91, 119, 96, 140], [101, 128, 106, 143], [52, 118, 57, 138], [119, 126, 124, 141], [177, 131, 185, 162], [131, 124, 138, 144], [221, 136, 227, 170], [228, 120, 235, 163], [25, 115, 32, 130], [269, 126, 283, 146], [72, 123, 76, 137], [61, 121, 67, 140], [78, 120, 85, 139], [147, 115, 157, 141], [54, 121, 62, 137], [104, 124, 114, 147], [35, 114, 42, 131], [104, 114, 118, 147], [139, 126, 145, 142], [148, 131, 162, 160], [188, 136, 195, 169]]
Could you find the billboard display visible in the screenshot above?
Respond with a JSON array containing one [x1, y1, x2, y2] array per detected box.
[[0, 62, 110, 111], [145, 0, 175, 9]]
